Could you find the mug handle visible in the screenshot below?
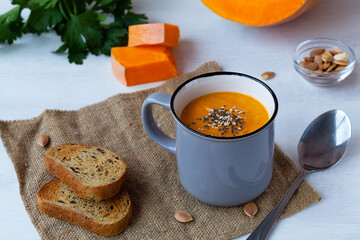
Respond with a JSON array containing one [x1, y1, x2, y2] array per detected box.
[[142, 93, 176, 154]]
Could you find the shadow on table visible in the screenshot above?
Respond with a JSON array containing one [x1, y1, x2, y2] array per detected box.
[[172, 39, 197, 74], [336, 62, 360, 89], [0, 42, 27, 53]]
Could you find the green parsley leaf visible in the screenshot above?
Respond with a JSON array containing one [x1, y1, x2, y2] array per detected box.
[[60, 10, 103, 64], [0, 5, 22, 24], [99, 0, 117, 7], [0, 6, 23, 44], [54, 42, 67, 53], [111, 0, 147, 26], [28, 0, 59, 9], [1, 0, 148, 64], [24, 7, 63, 34], [122, 12, 147, 26], [11, 0, 29, 6], [115, 0, 132, 13], [101, 26, 127, 55]]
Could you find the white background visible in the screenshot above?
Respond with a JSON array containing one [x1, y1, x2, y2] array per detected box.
[[1, 0, 360, 239]]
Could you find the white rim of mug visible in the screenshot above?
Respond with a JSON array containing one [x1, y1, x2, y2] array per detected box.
[[170, 71, 279, 141]]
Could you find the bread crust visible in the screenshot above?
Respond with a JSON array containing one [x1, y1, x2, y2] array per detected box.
[[45, 143, 127, 201], [38, 179, 132, 236]]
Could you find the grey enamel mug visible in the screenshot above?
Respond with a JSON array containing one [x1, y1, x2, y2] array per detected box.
[[142, 72, 278, 206]]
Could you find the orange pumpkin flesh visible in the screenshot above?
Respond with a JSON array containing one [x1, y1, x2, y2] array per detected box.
[[128, 23, 180, 48], [111, 46, 178, 86], [201, 0, 320, 26]]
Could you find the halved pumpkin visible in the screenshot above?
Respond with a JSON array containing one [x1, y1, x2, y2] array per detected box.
[[201, 0, 320, 26]]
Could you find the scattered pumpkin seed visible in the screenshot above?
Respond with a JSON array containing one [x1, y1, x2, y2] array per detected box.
[[244, 202, 258, 218], [37, 134, 49, 147], [260, 72, 275, 80], [174, 211, 193, 223]]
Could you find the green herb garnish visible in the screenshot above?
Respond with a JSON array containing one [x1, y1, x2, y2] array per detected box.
[[0, 0, 147, 64]]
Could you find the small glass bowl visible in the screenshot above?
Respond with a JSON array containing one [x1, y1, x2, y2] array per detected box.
[[293, 38, 355, 86]]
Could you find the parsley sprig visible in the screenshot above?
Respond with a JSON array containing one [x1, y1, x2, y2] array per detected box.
[[0, 0, 147, 64]]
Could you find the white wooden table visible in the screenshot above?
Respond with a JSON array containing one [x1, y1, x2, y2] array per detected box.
[[1, 0, 359, 239]]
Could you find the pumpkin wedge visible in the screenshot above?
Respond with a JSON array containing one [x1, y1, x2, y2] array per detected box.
[[111, 46, 178, 86], [128, 23, 180, 48], [201, 0, 320, 26]]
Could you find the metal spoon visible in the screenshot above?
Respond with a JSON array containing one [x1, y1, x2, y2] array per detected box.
[[246, 109, 351, 240]]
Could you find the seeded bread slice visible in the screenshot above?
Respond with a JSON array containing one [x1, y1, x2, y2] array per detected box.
[[45, 143, 127, 201], [38, 179, 132, 236]]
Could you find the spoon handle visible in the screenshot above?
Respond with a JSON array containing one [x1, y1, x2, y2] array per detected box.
[[246, 170, 310, 240]]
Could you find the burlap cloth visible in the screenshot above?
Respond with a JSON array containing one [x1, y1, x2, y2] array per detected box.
[[0, 62, 321, 240]]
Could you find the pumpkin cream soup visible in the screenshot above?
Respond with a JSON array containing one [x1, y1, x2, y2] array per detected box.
[[180, 92, 269, 137]]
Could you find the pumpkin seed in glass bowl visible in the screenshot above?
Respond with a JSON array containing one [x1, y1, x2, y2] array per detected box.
[[293, 38, 355, 87]]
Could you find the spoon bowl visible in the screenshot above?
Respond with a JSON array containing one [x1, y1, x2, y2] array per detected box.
[[245, 109, 352, 240], [298, 110, 351, 171]]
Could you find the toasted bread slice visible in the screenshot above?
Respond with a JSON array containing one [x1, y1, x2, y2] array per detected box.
[[45, 144, 127, 201], [38, 179, 132, 236]]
